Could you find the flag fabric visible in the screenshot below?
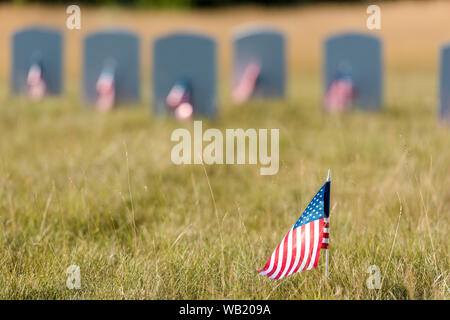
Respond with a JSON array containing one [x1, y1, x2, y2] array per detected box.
[[257, 178, 331, 280], [324, 74, 355, 112], [174, 102, 194, 121], [166, 82, 191, 109], [321, 217, 330, 250], [27, 63, 46, 101], [166, 81, 193, 121], [233, 62, 261, 104], [96, 68, 115, 111]]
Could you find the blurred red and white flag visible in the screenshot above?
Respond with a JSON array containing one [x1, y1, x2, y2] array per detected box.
[[166, 82, 193, 121], [256, 175, 331, 280], [324, 77, 355, 112], [96, 71, 115, 112], [233, 62, 261, 104], [27, 64, 46, 101]]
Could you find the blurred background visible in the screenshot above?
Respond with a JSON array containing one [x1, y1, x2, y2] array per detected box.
[[1, 0, 448, 97]]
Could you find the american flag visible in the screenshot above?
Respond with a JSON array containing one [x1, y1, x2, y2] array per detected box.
[[166, 82, 190, 109], [257, 174, 331, 279], [233, 62, 261, 104], [324, 75, 355, 112], [96, 69, 115, 111], [27, 63, 46, 101]]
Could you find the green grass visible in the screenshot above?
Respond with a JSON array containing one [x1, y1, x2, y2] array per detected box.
[[0, 72, 448, 299]]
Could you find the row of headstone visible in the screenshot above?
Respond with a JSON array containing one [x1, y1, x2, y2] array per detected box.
[[10, 26, 384, 119], [12, 25, 447, 121]]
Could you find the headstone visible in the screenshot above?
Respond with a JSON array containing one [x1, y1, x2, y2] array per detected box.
[[439, 44, 450, 121], [153, 32, 216, 118], [232, 25, 285, 102], [324, 32, 383, 110], [83, 29, 140, 106], [12, 27, 63, 96]]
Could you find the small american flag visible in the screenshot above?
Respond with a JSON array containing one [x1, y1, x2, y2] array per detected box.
[[257, 172, 331, 279], [233, 62, 261, 104], [96, 69, 115, 111], [166, 81, 193, 121], [27, 63, 46, 101], [324, 75, 355, 112], [166, 81, 191, 109]]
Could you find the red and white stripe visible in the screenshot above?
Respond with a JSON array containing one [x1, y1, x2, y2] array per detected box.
[[27, 64, 46, 101], [256, 218, 325, 280], [96, 72, 115, 111], [166, 84, 193, 121], [321, 218, 329, 249]]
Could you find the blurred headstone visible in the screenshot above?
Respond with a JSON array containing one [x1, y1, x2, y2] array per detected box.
[[324, 32, 383, 111], [232, 25, 285, 103], [83, 29, 140, 108], [439, 44, 450, 121], [153, 32, 216, 119], [12, 27, 63, 99]]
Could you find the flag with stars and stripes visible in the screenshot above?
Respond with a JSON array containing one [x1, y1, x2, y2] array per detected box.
[[256, 174, 331, 279]]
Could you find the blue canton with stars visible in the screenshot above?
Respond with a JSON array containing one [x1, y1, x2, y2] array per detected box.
[[293, 183, 326, 229]]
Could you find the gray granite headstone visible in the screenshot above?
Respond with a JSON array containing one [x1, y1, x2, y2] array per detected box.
[[12, 27, 63, 95], [153, 32, 217, 118], [83, 29, 140, 105]]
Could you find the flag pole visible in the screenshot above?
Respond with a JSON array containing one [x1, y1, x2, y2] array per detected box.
[[325, 169, 331, 278]]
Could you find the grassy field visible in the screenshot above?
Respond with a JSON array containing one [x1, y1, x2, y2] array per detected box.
[[0, 2, 449, 299]]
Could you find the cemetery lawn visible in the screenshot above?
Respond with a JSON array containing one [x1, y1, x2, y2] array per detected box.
[[0, 1, 449, 299], [0, 72, 448, 299]]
